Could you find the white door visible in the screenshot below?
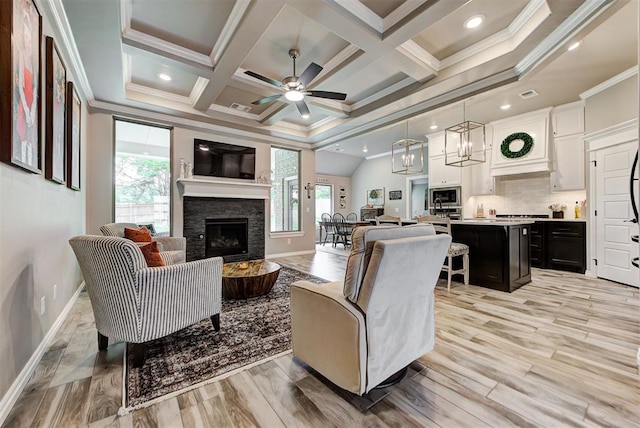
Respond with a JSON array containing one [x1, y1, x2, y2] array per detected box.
[[595, 141, 639, 287]]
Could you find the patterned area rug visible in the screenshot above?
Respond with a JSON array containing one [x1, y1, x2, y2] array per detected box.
[[125, 266, 327, 409]]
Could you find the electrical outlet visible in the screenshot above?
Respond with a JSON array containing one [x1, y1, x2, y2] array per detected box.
[[53, 284, 57, 301], [287, 238, 291, 244], [394, 208, 400, 213], [40, 296, 46, 316]]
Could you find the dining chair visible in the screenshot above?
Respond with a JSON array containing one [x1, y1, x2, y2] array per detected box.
[[321, 212, 336, 246], [346, 212, 358, 221], [416, 215, 469, 292], [375, 215, 402, 225], [333, 213, 351, 248]]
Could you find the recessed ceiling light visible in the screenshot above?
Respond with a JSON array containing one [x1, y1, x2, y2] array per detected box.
[[362, 146, 368, 153], [158, 73, 172, 81], [500, 104, 511, 110], [301, 113, 310, 119], [143, 152, 149, 155], [430, 125, 438, 130], [464, 14, 484, 29], [567, 41, 581, 51]]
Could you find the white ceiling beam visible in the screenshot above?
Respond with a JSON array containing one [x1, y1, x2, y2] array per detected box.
[[210, 0, 252, 65], [193, 0, 287, 111]]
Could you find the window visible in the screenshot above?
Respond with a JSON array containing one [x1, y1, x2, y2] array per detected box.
[[315, 184, 332, 222], [114, 119, 171, 234], [270, 147, 300, 232]]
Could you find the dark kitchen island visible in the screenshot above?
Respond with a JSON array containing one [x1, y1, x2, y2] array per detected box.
[[450, 220, 533, 292]]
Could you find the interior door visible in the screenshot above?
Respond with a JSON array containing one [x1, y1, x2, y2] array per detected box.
[[595, 141, 639, 287]]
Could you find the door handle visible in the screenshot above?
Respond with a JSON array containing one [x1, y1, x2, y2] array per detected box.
[[624, 219, 638, 223], [632, 257, 639, 268], [632, 235, 639, 243]]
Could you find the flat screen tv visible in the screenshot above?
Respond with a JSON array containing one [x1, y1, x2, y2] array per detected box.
[[193, 139, 256, 180]]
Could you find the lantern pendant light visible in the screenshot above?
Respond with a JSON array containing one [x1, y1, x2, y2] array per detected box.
[[392, 121, 424, 175], [445, 102, 486, 167]]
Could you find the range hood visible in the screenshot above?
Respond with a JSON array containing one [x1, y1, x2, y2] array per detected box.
[[490, 108, 552, 177]]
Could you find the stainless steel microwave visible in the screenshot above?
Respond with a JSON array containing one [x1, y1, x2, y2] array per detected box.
[[429, 186, 461, 207]]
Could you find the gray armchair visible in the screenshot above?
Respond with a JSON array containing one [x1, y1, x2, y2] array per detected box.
[[69, 235, 222, 367], [291, 224, 451, 397], [100, 222, 186, 265]]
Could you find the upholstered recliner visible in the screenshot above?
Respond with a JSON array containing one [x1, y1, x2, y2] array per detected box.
[[69, 235, 222, 367], [291, 224, 451, 396], [100, 222, 186, 265]]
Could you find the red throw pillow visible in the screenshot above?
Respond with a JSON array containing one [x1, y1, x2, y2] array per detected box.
[[124, 226, 152, 242], [139, 241, 165, 267]]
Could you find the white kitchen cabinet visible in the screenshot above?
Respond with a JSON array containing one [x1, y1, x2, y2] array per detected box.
[[550, 134, 585, 191], [470, 148, 495, 195], [428, 155, 462, 187], [426, 132, 445, 157], [552, 103, 584, 137]]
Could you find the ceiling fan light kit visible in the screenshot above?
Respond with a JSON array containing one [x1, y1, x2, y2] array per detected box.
[[244, 48, 347, 118]]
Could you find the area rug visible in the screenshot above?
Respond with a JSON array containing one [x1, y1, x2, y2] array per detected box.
[[122, 266, 327, 412]]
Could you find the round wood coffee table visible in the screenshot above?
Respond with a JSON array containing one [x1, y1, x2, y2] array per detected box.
[[222, 260, 281, 299]]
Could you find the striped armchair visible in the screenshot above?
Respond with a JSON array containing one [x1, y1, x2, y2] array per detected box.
[[69, 235, 223, 367], [99, 222, 186, 265]]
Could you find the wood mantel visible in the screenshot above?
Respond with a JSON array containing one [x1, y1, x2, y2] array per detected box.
[[177, 178, 271, 199]]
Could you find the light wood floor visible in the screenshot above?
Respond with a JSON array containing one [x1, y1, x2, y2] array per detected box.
[[4, 249, 639, 427]]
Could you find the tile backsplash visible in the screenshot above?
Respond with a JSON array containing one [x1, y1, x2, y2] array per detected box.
[[466, 172, 587, 218]]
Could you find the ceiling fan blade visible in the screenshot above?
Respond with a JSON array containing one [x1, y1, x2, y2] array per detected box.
[[307, 90, 347, 101], [295, 100, 310, 117], [298, 62, 323, 87], [244, 70, 283, 88], [252, 94, 283, 105]]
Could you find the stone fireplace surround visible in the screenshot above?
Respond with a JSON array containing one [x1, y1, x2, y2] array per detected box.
[[183, 196, 265, 262]]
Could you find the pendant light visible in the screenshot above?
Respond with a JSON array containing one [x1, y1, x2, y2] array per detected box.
[[445, 102, 486, 167], [392, 120, 424, 175]]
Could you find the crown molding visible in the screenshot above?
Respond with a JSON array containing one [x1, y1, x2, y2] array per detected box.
[[383, 1, 425, 32], [516, 0, 614, 76], [210, 0, 251, 65], [440, 0, 550, 70], [397, 41, 440, 72], [121, 28, 213, 69], [579, 66, 638, 99], [334, 0, 383, 33], [43, 0, 94, 102], [126, 82, 192, 105], [189, 77, 210, 105]]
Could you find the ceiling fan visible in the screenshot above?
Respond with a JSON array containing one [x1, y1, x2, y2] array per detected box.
[[244, 49, 347, 118]]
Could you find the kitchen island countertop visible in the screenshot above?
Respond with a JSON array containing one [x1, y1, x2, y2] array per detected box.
[[454, 219, 535, 226]]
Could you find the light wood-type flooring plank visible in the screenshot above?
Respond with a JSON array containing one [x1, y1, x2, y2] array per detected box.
[[4, 252, 639, 428]]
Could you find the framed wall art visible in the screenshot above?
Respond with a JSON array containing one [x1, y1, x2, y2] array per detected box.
[[66, 81, 80, 190], [366, 187, 384, 206], [45, 36, 66, 184], [0, 0, 43, 173]]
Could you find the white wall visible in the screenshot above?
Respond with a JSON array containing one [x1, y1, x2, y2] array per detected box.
[[0, 5, 86, 407], [316, 174, 352, 215], [85, 112, 317, 258], [585, 75, 638, 134]]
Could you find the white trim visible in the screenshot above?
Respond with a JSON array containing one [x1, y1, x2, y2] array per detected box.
[[268, 231, 305, 239], [551, 100, 585, 113], [44, 0, 94, 101], [489, 106, 553, 126], [440, 0, 550, 70], [189, 77, 210, 105], [383, 1, 423, 31], [266, 250, 315, 258], [121, 28, 213, 69], [579, 66, 639, 99], [397, 41, 440, 72], [126, 82, 193, 105], [206, 103, 260, 121], [0, 284, 85, 426], [334, 0, 383, 33], [405, 174, 429, 216], [210, 0, 251, 65], [177, 178, 271, 199], [516, 0, 613, 75], [585, 119, 639, 152]]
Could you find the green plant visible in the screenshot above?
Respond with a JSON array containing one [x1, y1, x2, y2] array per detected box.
[[369, 189, 378, 199]]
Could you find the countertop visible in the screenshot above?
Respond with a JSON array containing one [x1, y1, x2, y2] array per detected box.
[[463, 218, 587, 223], [454, 219, 535, 226]]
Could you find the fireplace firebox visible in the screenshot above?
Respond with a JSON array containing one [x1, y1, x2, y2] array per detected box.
[[205, 218, 248, 258]]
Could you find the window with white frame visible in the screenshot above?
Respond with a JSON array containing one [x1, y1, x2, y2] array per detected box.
[[270, 147, 300, 232]]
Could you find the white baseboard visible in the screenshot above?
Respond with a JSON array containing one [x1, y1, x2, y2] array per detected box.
[[266, 249, 316, 259], [0, 282, 85, 425], [584, 269, 597, 278]]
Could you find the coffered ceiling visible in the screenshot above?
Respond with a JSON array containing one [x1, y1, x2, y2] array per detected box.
[[61, 0, 636, 163]]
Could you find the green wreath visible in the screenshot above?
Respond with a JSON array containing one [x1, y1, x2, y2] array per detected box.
[[501, 132, 534, 158]]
